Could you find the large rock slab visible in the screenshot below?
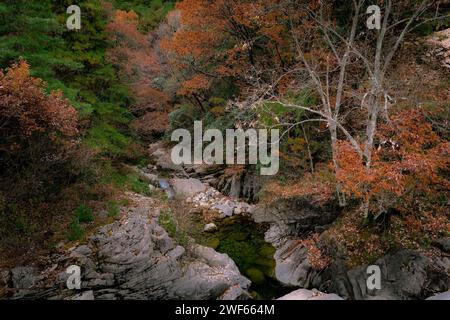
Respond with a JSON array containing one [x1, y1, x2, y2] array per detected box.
[[323, 250, 450, 300], [253, 196, 339, 288], [426, 291, 450, 300], [433, 237, 450, 253], [170, 178, 207, 199], [254, 196, 339, 236], [6, 194, 251, 300], [149, 142, 183, 172], [10, 267, 41, 289], [273, 240, 315, 287]]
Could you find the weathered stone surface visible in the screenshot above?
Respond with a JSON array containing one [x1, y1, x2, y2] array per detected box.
[[261, 204, 450, 300], [254, 196, 338, 288], [273, 240, 315, 288], [149, 142, 182, 171], [434, 237, 450, 253], [278, 288, 344, 300], [215, 169, 261, 203], [323, 250, 450, 300], [185, 164, 225, 177], [253, 196, 339, 235], [11, 267, 41, 289], [7, 194, 250, 300], [426, 291, 450, 300], [213, 202, 234, 217], [170, 178, 207, 198], [1, 269, 10, 286], [204, 223, 218, 232], [185, 185, 255, 219], [70, 290, 94, 300]]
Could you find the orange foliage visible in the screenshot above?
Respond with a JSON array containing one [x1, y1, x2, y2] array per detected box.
[[336, 108, 449, 213], [178, 74, 210, 95], [299, 234, 331, 269], [131, 111, 169, 138], [161, 0, 319, 97], [106, 9, 170, 136], [0, 60, 80, 203], [107, 9, 169, 113], [0, 60, 78, 150], [261, 166, 335, 205]]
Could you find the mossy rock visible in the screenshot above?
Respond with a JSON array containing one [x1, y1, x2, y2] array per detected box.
[[229, 232, 248, 241], [249, 290, 262, 300], [259, 265, 275, 278], [207, 237, 220, 249], [254, 257, 276, 269], [260, 244, 276, 258], [245, 268, 265, 284]]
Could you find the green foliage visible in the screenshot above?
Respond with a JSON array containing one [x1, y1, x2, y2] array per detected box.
[[257, 90, 318, 127], [208, 97, 226, 107], [67, 204, 93, 241], [106, 201, 120, 217], [158, 210, 177, 237], [158, 210, 188, 246], [75, 204, 94, 223], [85, 123, 131, 158], [111, 0, 175, 32], [0, 0, 136, 157], [14, 216, 26, 233], [101, 164, 151, 195], [168, 103, 199, 131], [0, 0, 81, 93], [67, 219, 85, 241], [128, 174, 151, 195]]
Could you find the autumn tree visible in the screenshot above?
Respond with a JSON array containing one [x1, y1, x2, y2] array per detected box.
[[0, 60, 79, 199], [336, 108, 449, 219], [160, 0, 318, 106], [106, 8, 170, 137], [261, 0, 447, 215]]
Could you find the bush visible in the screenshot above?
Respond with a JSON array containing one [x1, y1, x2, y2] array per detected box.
[[107, 201, 120, 217], [158, 210, 188, 246], [0, 60, 79, 202], [67, 220, 85, 241], [75, 204, 94, 223]]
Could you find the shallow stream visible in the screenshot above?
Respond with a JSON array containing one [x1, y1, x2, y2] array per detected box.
[[197, 216, 294, 299]]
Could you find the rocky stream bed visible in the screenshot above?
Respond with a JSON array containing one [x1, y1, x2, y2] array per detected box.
[[1, 143, 449, 300]]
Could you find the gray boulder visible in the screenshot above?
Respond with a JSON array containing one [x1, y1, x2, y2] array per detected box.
[[434, 237, 450, 253], [426, 291, 450, 300], [326, 250, 450, 300], [70, 290, 95, 300], [11, 267, 41, 289], [170, 178, 207, 199], [212, 202, 234, 217], [253, 196, 339, 235], [274, 240, 316, 287], [149, 143, 182, 171], [204, 223, 218, 232], [278, 288, 344, 300]]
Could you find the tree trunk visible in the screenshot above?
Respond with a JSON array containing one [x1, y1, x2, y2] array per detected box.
[[329, 121, 346, 207]]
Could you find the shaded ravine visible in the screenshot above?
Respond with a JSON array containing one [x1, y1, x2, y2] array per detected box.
[[192, 215, 295, 300], [156, 177, 295, 299]]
